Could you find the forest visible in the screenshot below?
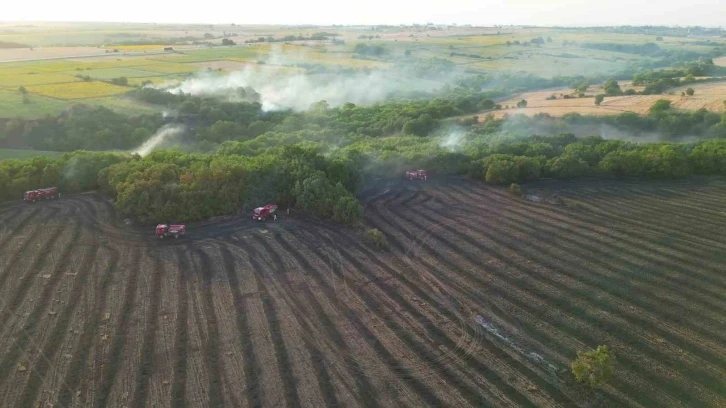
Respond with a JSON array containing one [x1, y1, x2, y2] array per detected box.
[[3, 124, 726, 223], [2, 58, 726, 223]]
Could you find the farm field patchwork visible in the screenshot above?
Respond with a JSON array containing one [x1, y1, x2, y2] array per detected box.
[[0, 72, 78, 87], [0, 177, 724, 407], [26, 81, 131, 99], [68, 67, 166, 79], [0, 89, 70, 117], [489, 80, 726, 117]]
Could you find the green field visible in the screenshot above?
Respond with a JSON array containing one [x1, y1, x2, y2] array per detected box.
[[0, 23, 724, 118], [0, 148, 63, 159], [0, 89, 70, 117]]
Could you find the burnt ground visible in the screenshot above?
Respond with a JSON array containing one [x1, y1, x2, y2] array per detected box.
[[0, 176, 724, 407]]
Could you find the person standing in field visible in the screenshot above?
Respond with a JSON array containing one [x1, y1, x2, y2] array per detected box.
[[273, 214, 278, 221]]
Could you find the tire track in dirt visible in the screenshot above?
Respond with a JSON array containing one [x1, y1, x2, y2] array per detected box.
[[0, 207, 22, 233], [364, 199, 633, 407], [194, 247, 225, 408], [487, 192, 726, 301], [456, 184, 726, 291], [275, 226, 456, 404], [366, 192, 672, 407], [356, 212, 584, 404], [249, 236, 343, 408], [230, 241, 301, 408], [555, 187, 726, 279], [660, 187, 726, 209], [390, 195, 722, 405], [254, 234, 376, 408], [0, 218, 81, 405], [465, 180, 726, 257], [415, 198, 726, 389], [171, 247, 190, 408], [94, 247, 142, 408], [564, 187, 726, 244], [218, 245, 260, 408], [351, 198, 582, 406], [290, 224, 535, 408], [459, 199, 726, 341], [554, 187, 726, 249], [131, 253, 165, 408], [15, 240, 101, 407], [280, 229, 451, 407], [462, 187, 726, 322], [57, 245, 120, 407], [0, 208, 56, 289], [586, 187, 726, 230], [0, 214, 78, 341], [437, 187, 726, 334]]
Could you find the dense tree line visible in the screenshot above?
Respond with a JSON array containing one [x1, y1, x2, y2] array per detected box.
[[99, 145, 362, 223], [0, 106, 163, 151], [0, 151, 125, 202], [4, 128, 726, 223], [556, 102, 726, 140]]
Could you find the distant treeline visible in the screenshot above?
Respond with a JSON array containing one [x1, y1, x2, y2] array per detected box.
[[585, 26, 726, 38], [245, 32, 337, 43], [458, 57, 726, 95], [0, 41, 30, 49]]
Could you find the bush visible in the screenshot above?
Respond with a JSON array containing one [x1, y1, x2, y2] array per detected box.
[[508, 183, 523, 196], [686, 87, 695, 96], [364, 228, 389, 250], [571, 345, 615, 388]]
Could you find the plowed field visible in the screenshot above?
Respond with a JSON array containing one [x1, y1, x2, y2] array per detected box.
[[0, 177, 724, 407]]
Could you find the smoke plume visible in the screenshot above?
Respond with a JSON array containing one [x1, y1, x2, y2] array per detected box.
[[439, 129, 465, 152], [132, 124, 185, 156], [161, 46, 445, 112]]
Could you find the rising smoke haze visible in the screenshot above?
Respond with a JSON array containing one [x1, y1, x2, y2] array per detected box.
[[161, 46, 445, 111], [166, 68, 439, 111], [132, 124, 185, 156], [439, 128, 465, 152]]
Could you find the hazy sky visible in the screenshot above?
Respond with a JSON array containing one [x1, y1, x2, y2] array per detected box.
[[4, 0, 725, 26]]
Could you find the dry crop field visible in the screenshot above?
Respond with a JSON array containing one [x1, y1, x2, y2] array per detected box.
[[490, 80, 726, 118], [0, 177, 724, 407]]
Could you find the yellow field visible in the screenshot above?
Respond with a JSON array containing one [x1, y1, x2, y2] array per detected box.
[[0, 57, 171, 75], [0, 73, 78, 87], [27, 81, 130, 99], [126, 76, 174, 86], [137, 63, 199, 74], [253, 43, 389, 68], [104, 44, 168, 51], [487, 80, 726, 118]]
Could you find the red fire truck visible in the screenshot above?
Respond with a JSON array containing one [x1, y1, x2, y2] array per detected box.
[[24, 187, 60, 202]]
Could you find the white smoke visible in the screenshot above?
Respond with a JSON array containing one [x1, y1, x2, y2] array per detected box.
[[440, 129, 465, 151], [165, 68, 435, 112], [161, 45, 442, 112], [132, 124, 185, 156]]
